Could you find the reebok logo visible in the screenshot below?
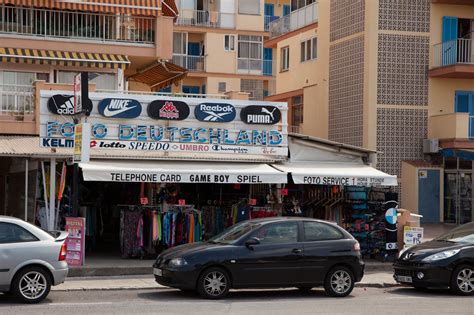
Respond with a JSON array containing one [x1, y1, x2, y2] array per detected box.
[[195, 103, 236, 123]]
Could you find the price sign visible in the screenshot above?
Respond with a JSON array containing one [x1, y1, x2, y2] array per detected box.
[[280, 188, 288, 196], [178, 199, 186, 206], [249, 198, 257, 206], [140, 197, 149, 205]]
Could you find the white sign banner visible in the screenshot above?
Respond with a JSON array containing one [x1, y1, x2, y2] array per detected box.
[[293, 175, 396, 187], [403, 226, 424, 247]]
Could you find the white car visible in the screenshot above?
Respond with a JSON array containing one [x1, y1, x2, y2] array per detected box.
[[0, 216, 69, 303]]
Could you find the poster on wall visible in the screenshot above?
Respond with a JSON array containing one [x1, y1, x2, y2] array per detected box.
[[403, 226, 424, 248], [65, 217, 86, 267]]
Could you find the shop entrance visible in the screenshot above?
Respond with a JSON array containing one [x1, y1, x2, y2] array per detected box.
[[444, 171, 473, 225]]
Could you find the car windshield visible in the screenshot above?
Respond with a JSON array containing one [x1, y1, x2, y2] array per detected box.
[[208, 221, 261, 245], [434, 223, 474, 244]]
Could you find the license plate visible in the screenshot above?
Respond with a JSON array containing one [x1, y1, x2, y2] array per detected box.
[[154, 268, 163, 277], [397, 275, 412, 283]]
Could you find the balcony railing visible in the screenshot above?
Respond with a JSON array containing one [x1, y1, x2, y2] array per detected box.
[[269, 2, 318, 39], [172, 54, 205, 72], [264, 15, 278, 32], [237, 58, 263, 75], [0, 84, 34, 115], [0, 5, 155, 44], [432, 38, 474, 68], [175, 9, 235, 29], [97, 89, 227, 99]]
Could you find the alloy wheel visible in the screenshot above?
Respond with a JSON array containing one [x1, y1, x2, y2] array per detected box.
[[19, 271, 47, 300], [203, 271, 227, 297], [330, 270, 352, 294], [456, 268, 474, 294]]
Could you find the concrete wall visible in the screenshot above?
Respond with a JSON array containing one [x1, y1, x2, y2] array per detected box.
[[274, 27, 319, 94], [205, 33, 237, 74], [429, 78, 474, 115], [428, 113, 469, 139], [206, 76, 240, 94], [236, 0, 265, 32]]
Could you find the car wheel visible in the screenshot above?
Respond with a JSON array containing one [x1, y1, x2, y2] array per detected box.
[[324, 266, 355, 297], [451, 265, 474, 296], [12, 266, 51, 303], [197, 267, 230, 299]]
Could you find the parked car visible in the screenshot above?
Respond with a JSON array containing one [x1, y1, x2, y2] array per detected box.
[[0, 216, 69, 303], [394, 222, 474, 295], [153, 217, 364, 299]]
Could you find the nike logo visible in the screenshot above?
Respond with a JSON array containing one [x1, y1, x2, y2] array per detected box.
[[103, 101, 137, 117]]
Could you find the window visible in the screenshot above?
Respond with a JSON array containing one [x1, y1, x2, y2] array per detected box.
[[292, 95, 303, 131], [303, 222, 344, 242], [218, 82, 227, 93], [239, 0, 260, 15], [300, 37, 317, 62], [0, 223, 39, 244], [237, 35, 263, 71], [281, 46, 290, 71], [224, 35, 235, 52], [173, 32, 187, 55], [0, 71, 45, 113], [292, 0, 316, 11], [251, 222, 298, 244], [56, 71, 116, 90]]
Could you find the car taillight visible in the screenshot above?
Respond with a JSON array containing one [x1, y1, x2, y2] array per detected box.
[[353, 242, 361, 252], [59, 242, 67, 261]]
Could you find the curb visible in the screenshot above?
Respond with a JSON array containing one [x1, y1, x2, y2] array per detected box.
[[52, 283, 401, 292]]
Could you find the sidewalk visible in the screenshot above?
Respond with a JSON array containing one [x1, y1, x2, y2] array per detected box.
[[53, 272, 398, 292]]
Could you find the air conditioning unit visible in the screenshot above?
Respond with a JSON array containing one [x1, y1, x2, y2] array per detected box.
[[423, 139, 439, 154]]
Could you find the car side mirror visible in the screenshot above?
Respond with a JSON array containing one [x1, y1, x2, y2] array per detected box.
[[245, 237, 260, 249]]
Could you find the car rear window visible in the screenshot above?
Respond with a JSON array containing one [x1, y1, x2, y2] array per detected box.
[[0, 222, 39, 244], [303, 221, 344, 241]]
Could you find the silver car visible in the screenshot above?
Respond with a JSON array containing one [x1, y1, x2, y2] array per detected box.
[[0, 216, 68, 303]]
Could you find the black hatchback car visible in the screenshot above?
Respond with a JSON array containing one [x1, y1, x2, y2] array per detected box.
[[394, 222, 474, 295], [153, 217, 364, 299]]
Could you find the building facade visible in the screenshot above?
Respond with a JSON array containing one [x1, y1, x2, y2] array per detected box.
[[265, 0, 474, 225], [170, 0, 292, 99]]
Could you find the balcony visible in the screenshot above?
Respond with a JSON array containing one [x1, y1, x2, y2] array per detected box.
[[428, 113, 469, 139], [431, 39, 474, 78], [0, 5, 155, 44], [175, 9, 235, 29], [269, 2, 318, 39], [431, 0, 474, 5], [0, 84, 35, 135], [172, 54, 205, 72], [264, 15, 278, 32]]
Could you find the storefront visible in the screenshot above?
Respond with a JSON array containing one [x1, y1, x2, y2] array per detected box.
[[0, 88, 398, 263]]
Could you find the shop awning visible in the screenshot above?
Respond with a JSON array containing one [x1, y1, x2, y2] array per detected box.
[[127, 60, 188, 91], [0, 48, 130, 69], [272, 162, 398, 186], [79, 160, 287, 184], [0, 0, 163, 17]]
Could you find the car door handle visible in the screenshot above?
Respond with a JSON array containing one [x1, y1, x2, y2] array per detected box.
[[292, 248, 302, 254]]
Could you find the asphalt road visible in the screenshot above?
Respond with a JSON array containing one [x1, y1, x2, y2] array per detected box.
[[1, 287, 473, 315]]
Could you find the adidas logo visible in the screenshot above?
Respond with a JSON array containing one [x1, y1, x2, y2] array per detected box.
[[57, 98, 75, 115]]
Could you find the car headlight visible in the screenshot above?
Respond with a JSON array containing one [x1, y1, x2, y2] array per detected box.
[[422, 249, 461, 262], [398, 247, 408, 259], [168, 258, 188, 268]]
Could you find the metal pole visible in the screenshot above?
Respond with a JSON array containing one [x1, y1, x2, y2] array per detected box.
[[49, 157, 56, 231], [24, 159, 28, 221], [41, 161, 49, 227]]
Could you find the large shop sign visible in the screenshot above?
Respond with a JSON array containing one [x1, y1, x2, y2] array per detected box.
[[298, 175, 390, 186], [39, 93, 288, 157]]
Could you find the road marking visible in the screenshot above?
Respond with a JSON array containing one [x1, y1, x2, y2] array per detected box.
[[48, 302, 113, 306]]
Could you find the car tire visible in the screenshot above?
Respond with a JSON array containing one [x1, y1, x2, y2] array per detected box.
[[451, 265, 474, 296], [324, 266, 355, 297], [12, 266, 51, 304], [197, 267, 230, 299]]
